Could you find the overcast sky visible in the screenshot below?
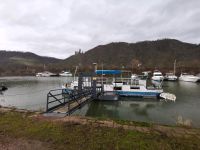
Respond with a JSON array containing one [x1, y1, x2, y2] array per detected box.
[[0, 0, 200, 59]]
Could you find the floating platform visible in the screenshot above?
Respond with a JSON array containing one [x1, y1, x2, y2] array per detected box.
[[98, 91, 119, 101]]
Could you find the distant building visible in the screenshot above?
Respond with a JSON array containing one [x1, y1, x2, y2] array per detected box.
[[75, 49, 83, 55]]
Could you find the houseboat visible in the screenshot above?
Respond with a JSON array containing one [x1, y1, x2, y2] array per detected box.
[[68, 70, 163, 98]]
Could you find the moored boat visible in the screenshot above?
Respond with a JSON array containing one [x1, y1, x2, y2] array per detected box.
[[142, 71, 151, 79], [110, 77, 163, 98], [131, 74, 138, 80], [165, 60, 178, 81], [68, 70, 164, 98], [179, 73, 200, 82], [59, 71, 72, 77], [152, 70, 164, 81], [36, 71, 56, 77], [160, 92, 176, 101], [164, 73, 178, 81]]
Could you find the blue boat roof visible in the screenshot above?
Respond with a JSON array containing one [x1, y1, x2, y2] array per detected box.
[[95, 70, 122, 75]]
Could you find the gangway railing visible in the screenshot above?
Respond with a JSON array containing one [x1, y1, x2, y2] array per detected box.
[[46, 88, 69, 112], [46, 88, 93, 113], [46, 72, 104, 114]]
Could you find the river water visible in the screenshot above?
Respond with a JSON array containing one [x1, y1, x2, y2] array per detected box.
[[0, 76, 200, 127]]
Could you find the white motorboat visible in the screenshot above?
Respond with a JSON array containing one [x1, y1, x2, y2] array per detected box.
[[59, 71, 72, 77], [36, 71, 56, 77], [142, 71, 151, 79], [152, 70, 164, 81], [179, 73, 200, 82], [131, 74, 138, 80], [164, 60, 178, 81], [164, 73, 178, 81]]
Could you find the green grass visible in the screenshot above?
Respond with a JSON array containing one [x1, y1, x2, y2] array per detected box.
[[0, 111, 199, 150], [114, 119, 152, 127], [93, 116, 152, 127]]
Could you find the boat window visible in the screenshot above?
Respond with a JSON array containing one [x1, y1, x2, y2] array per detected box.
[[74, 86, 78, 90], [130, 86, 140, 89], [114, 82, 123, 83], [123, 82, 128, 85], [114, 87, 122, 90], [131, 80, 139, 85]]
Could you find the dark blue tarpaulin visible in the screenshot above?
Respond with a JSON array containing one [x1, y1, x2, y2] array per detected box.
[[95, 70, 122, 75]]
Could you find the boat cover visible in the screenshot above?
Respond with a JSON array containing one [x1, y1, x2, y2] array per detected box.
[[95, 70, 122, 75]]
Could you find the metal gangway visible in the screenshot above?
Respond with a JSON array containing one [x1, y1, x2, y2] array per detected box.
[[46, 73, 102, 115]]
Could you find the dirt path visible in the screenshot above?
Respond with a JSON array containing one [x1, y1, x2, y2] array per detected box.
[[0, 135, 51, 150]]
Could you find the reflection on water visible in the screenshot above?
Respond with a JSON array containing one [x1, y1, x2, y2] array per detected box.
[[0, 76, 72, 110], [76, 81, 200, 127], [0, 76, 200, 127], [82, 100, 167, 124]]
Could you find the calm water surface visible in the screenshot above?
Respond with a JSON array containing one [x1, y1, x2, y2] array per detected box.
[[0, 76, 200, 127]]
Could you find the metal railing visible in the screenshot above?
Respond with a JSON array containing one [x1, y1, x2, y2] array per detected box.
[[46, 88, 94, 113]]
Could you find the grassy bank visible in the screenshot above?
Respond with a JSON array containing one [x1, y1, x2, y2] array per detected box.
[[0, 111, 200, 150]]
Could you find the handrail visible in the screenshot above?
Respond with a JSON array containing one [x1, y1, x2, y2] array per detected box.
[[46, 89, 67, 112], [46, 88, 94, 113]]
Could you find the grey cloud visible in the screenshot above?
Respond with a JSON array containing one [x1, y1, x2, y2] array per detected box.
[[0, 0, 199, 58]]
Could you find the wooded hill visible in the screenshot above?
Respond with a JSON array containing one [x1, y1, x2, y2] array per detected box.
[[0, 51, 61, 76], [0, 39, 200, 76], [62, 39, 200, 73]]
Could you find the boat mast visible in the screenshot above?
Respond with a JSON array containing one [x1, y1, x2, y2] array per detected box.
[[74, 66, 78, 81], [174, 60, 176, 75], [43, 64, 46, 71]]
